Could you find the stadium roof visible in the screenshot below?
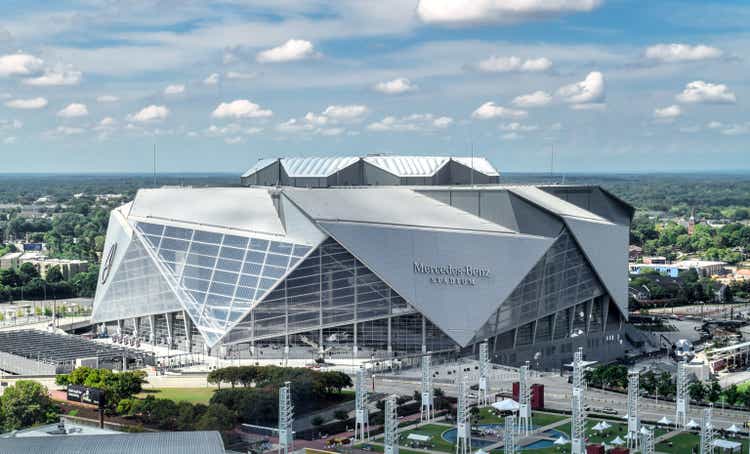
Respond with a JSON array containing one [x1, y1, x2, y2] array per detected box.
[[241, 155, 500, 179], [0, 431, 225, 454]]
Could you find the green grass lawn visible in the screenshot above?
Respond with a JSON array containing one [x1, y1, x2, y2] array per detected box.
[[354, 443, 425, 454], [137, 387, 217, 405], [476, 408, 568, 427], [656, 432, 748, 454], [397, 423, 456, 453]]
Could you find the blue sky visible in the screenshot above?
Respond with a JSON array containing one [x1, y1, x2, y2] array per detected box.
[[0, 0, 748, 173]]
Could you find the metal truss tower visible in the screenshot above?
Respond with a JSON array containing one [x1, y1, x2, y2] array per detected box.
[[384, 395, 399, 454], [676, 360, 689, 429], [517, 361, 532, 437], [278, 381, 294, 454], [354, 367, 369, 441], [627, 369, 639, 450], [420, 355, 434, 423], [640, 426, 654, 454], [700, 407, 714, 454], [478, 341, 490, 407], [455, 374, 471, 454], [571, 348, 586, 454], [504, 415, 516, 454]]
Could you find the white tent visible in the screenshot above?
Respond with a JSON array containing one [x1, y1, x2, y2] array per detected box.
[[610, 436, 625, 446], [475, 449, 489, 454], [600, 421, 612, 429], [592, 422, 606, 432], [407, 434, 431, 442], [686, 419, 700, 429], [727, 424, 740, 434], [713, 439, 742, 450], [657, 416, 673, 425], [621, 413, 629, 420], [640, 427, 651, 435], [491, 399, 520, 412], [553, 436, 569, 446]]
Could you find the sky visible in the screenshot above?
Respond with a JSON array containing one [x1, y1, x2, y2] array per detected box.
[[0, 0, 749, 174]]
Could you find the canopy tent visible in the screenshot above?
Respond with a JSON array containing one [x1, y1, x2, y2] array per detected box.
[[727, 424, 741, 434], [686, 420, 700, 429], [640, 427, 652, 435], [599, 421, 612, 429], [553, 437, 569, 446], [475, 450, 489, 454], [492, 399, 520, 412], [657, 416, 673, 425], [610, 436, 625, 446], [592, 422, 607, 432], [713, 439, 742, 450], [406, 434, 431, 442], [621, 413, 629, 420]]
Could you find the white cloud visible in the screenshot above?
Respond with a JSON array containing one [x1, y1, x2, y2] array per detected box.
[[256, 39, 317, 63], [499, 122, 538, 132], [212, 100, 272, 119], [304, 112, 328, 126], [96, 95, 119, 103], [570, 102, 606, 111], [128, 105, 170, 122], [512, 90, 552, 108], [721, 123, 750, 136], [5, 97, 48, 109], [477, 56, 551, 73], [0, 119, 22, 130], [225, 136, 244, 144], [203, 73, 220, 85], [501, 132, 522, 140], [367, 113, 453, 132], [653, 105, 682, 120], [707, 121, 724, 129], [557, 71, 605, 106], [23, 67, 82, 86], [472, 102, 527, 119], [57, 103, 89, 118], [319, 127, 345, 136], [164, 84, 185, 95], [676, 81, 736, 104], [0, 53, 44, 77], [374, 77, 418, 94], [322, 105, 369, 121], [206, 123, 263, 137], [46, 126, 85, 136], [225, 71, 257, 80], [277, 118, 315, 133], [3, 136, 16, 144], [645, 44, 723, 63], [417, 0, 602, 25]]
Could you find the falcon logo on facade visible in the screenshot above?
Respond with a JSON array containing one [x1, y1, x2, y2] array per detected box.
[[100, 243, 118, 284]]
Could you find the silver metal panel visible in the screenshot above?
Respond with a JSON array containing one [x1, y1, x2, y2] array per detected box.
[[363, 156, 450, 177], [128, 187, 285, 236], [242, 157, 277, 178], [509, 186, 606, 222], [92, 210, 133, 316], [281, 156, 360, 178], [563, 216, 629, 316], [450, 191, 480, 217], [318, 221, 554, 346], [451, 157, 500, 176], [285, 187, 514, 234]]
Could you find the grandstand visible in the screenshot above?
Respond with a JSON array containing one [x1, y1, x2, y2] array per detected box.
[[0, 330, 155, 375]]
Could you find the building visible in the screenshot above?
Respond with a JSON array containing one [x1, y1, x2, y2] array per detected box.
[[240, 155, 500, 187], [91, 156, 634, 369], [0, 251, 88, 280], [642, 256, 667, 265], [628, 259, 726, 279]]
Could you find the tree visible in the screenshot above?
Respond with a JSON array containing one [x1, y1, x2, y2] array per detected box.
[[0, 380, 58, 431], [195, 404, 235, 432], [311, 416, 325, 427], [688, 382, 706, 403], [707, 380, 722, 404], [334, 409, 349, 421], [46, 265, 64, 283]]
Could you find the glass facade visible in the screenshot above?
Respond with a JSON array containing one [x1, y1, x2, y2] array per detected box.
[[135, 221, 312, 345], [473, 229, 605, 343]]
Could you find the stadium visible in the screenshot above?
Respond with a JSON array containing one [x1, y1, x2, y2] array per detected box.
[[92, 156, 635, 369]]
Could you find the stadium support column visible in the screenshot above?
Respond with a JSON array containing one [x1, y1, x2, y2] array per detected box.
[[627, 369, 639, 450], [517, 361, 531, 437], [456, 374, 471, 454], [182, 310, 192, 352], [420, 354, 434, 423], [132, 317, 140, 340], [148, 315, 156, 344], [354, 367, 369, 441], [676, 360, 689, 429], [700, 407, 714, 454], [478, 341, 490, 407], [504, 415, 516, 454], [165, 312, 174, 348], [278, 381, 294, 454], [116, 319, 123, 336], [384, 394, 399, 454], [571, 347, 586, 454]]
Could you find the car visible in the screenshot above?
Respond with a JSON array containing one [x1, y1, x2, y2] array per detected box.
[[601, 407, 618, 415]]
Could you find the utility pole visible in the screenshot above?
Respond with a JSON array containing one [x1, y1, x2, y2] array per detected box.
[[420, 355, 434, 423], [627, 369, 639, 450], [478, 342, 489, 407], [354, 367, 369, 441], [571, 348, 586, 454], [517, 361, 531, 437]]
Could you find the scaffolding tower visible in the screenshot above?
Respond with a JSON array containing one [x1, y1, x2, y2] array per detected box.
[[517, 361, 531, 437], [571, 348, 586, 454], [676, 360, 689, 429], [456, 374, 471, 454], [278, 381, 293, 454], [700, 407, 714, 454], [627, 369, 639, 450], [420, 354, 434, 423], [479, 341, 490, 407], [640, 426, 654, 454], [504, 415, 516, 454], [354, 367, 369, 441], [384, 395, 399, 454]]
